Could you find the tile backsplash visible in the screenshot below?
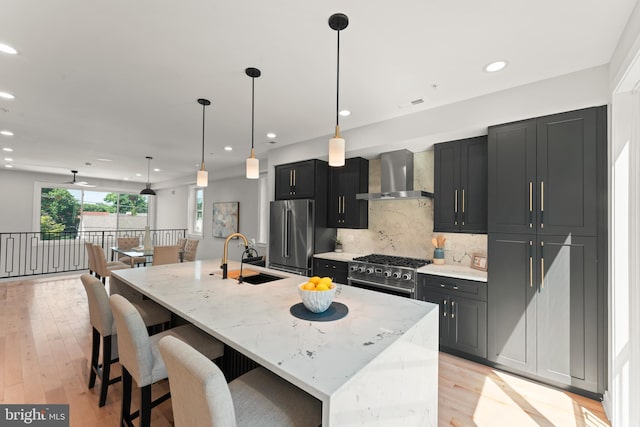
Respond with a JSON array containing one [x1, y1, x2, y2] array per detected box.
[[337, 150, 488, 265]]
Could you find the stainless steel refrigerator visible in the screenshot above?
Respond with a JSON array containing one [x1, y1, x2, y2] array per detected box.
[[269, 199, 335, 276]]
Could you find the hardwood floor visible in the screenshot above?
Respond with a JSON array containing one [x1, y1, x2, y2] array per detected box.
[[0, 274, 610, 426]]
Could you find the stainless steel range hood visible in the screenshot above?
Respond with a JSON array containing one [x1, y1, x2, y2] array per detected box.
[[356, 149, 433, 200]]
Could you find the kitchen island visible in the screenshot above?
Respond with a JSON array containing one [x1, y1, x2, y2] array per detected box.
[[110, 260, 438, 426]]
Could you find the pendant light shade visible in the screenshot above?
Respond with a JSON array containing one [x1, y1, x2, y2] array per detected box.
[[196, 98, 211, 187], [245, 67, 261, 179], [140, 156, 156, 196], [328, 13, 349, 167]]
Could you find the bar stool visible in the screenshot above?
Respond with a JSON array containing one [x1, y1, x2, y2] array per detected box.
[[109, 294, 224, 427], [159, 335, 322, 427], [80, 274, 171, 407]]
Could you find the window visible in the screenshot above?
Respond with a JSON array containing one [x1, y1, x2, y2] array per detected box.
[[188, 187, 204, 237], [39, 187, 150, 236]]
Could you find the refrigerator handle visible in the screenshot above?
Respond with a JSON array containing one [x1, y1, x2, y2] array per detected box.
[[281, 208, 287, 258], [283, 209, 291, 258]]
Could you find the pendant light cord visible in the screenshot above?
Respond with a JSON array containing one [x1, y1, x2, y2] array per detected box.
[[251, 77, 255, 150], [201, 103, 206, 166], [336, 30, 341, 128]]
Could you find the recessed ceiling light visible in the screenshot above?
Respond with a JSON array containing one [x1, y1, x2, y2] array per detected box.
[[135, 173, 142, 177], [339, 110, 351, 116], [123, 177, 129, 181], [484, 60, 508, 73], [0, 92, 15, 100], [153, 168, 160, 172], [97, 158, 112, 162], [0, 43, 18, 55], [0, 130, 14, 136], [3, 147, 13, 152], [266, 132, 276, 139], [4, 157, 13, 161], [5, 164, 12, 168], [224, 146, 232, 151]]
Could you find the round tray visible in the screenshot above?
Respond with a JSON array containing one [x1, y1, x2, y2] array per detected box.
[[289, 302, 348, 322]]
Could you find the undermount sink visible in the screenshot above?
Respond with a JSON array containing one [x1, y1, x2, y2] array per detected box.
[[240, 273, 283, 285]]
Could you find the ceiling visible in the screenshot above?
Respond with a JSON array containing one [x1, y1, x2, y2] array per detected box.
[[0, 0, 636, 185]]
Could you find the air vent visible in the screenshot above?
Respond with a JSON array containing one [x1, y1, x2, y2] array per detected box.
[[411, 98, 424, 105]]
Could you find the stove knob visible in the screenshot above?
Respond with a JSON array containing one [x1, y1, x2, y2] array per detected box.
[[392, 272, 401, 279], [402, 273, 412, 281], [349, 265, 358, 272], [383, 270, 392, 278], [366, 267, 374, 274], [358, 266, 366, 273]]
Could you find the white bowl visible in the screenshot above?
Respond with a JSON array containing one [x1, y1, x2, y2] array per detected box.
[[298, 282, 337, 313]]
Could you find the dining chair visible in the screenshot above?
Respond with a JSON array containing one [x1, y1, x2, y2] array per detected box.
[[116, 236, 147, 267], [80, 274, 171, 407], [109, 294, 224, 427], [159, 335, 322, 427], [182, 239, 199, 262], [177, 238, 188, 250], [153, 245, 181, 266], [92, 244, 130, 284]]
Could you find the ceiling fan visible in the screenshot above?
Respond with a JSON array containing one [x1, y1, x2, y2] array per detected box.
[[65, 170, 96, 188]]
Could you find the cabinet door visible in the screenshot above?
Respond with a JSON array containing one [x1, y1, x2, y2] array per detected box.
[[291, 160, 316, 199], [488, 120, 537, 234], [420, 289, 450, 348], [275, 165, 294, 200], [450, 295, 487, 358], [460, 136, 487, 233], [536, 109, 597, 236], [328, 166, 343, 227], [535, 235, 598, 392], [434, 141, 461, 232], [488, 234, 537, 374], [313, 258, 348, 285], [342, 158, 369, 228]]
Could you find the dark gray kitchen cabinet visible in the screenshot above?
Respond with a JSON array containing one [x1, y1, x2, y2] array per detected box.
[[275, 159, 328, 200], [488, 233, 600, 393], [313, 258, 348, 285], [417, 274, 487, 358], [434, 136, 487, 233], [328, 157, 369, 229], [488, 107, 602, 236]]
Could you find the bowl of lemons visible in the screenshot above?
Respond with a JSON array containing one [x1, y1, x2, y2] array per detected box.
[[298, 276, 337, 313]]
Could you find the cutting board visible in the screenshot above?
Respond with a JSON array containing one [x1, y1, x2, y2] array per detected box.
[[226, 269, 260, 279]]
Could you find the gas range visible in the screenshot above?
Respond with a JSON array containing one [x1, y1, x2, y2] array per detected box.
[[347, 254, 431, 298]]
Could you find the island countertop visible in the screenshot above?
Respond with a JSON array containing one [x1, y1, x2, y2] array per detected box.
[[111, 260, 438, 426]]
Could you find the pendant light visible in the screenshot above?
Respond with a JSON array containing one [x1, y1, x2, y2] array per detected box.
[[245, 67, 261, 179], [328, 13, 349, 167], [196, 98, 211, 187], [140, 156, 156, 195]]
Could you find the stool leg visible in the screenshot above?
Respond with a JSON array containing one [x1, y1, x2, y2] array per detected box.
[[98, 335, 113, 407], [88, 328, 100, 389], [120, 368, 133, 427], [140, 385, 152, 427]]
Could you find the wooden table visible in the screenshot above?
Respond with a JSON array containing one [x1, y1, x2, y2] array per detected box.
[[111, 260, 439, 426]]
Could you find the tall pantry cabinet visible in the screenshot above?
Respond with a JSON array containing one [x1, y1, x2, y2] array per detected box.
[[487, 106, 607, 395]]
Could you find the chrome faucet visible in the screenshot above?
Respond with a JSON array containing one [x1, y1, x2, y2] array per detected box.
[[221, 232, 249, 279]]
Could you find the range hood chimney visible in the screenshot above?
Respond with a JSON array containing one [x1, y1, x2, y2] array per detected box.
[[356, 149, 433, 200]]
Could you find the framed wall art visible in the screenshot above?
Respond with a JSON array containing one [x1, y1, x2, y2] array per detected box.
[[470, 253, 488, 271], [212, 201, 239, 238]]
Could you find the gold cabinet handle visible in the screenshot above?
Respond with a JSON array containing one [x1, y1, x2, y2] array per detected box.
[[293, 169, 296, 187], [529, 240, 533, 288], [443, 300, 447, 317], [540, 241, 545, 289], [451, 300, 455, 319], [529, 181, 533, 228], [454, 189, 458, 225], [540, 181, 544, 228]]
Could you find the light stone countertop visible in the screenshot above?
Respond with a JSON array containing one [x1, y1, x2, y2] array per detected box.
[[313, 252, 364, 262], [110, 260, 439, 426], [418, 263, 488, 282]]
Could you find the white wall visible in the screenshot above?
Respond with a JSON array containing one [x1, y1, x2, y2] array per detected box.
[[155, 185, 189, 230]]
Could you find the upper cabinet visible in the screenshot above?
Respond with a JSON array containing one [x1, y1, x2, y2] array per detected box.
[[434, 136, 487, 233], [275, 159, 328, 200], [488, 107, 604, 236], [328, 157, 369, 229]]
